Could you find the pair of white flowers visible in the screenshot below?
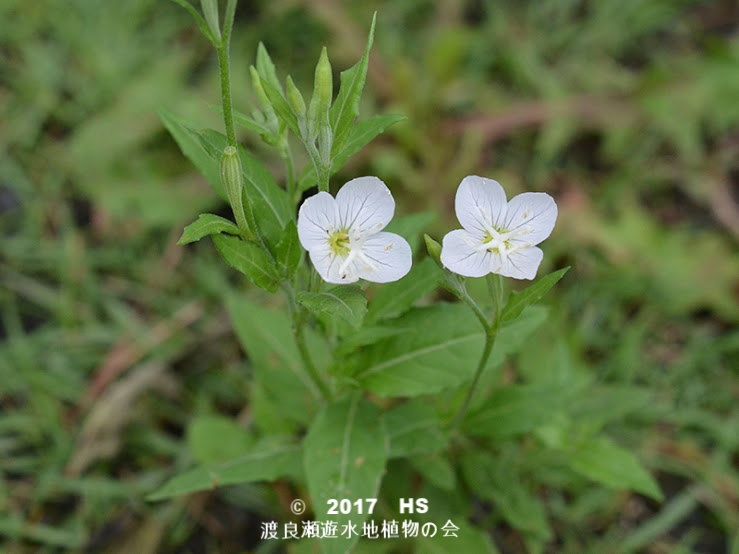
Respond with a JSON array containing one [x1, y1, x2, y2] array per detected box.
[[297, 175, 557, 284]]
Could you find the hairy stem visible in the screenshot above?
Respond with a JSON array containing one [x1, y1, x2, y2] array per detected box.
[[217, 0, 238, 146]]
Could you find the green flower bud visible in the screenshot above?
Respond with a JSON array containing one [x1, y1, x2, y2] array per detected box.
[[424, 234, 443, 268], [308, 47, 333, 125], [286, 75, 306, 118], [220, 146, 250, 235], [249, 66, 275, 116], [315, 47, 333, 111], [200, 0, 221, 43]]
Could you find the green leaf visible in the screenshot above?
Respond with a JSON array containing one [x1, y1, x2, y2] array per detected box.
[[329, 13, 376, 157], [167, 0, 216, 45], [335, 326, 413, 358], [356, 305, 547, 397], [199, 130, 291, 252], [356, 304, 480, 397], [569, 385, 653, 434], [275, 220, 302, 278], [303, 394, 387, 554], [567, 436, 663, 501], [256, 43, 284, 97], [461, 452, 552, 540], [158, 110, 225, 200], [226, 295, 327, 429], [384, 400, 447, 458], [178, 213, 241, 245], [187, 415, 253, 465], [366, 258, 440, 324], [501, 267, 569, 323], [414, 520, 500, 554], [463, 383, 572, 438], [337, 114, 405, 162], [409, 454, 456, 490], [212, 234, 280, 292], [226, 105, 272, 136], [147, 436, 301, 501], [297, 285, 367, 330], [259, 76, 301, 137]]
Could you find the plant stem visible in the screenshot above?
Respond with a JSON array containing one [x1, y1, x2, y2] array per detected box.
[[217, 0, 238, 146], [294, 314, 331, 400], [451, 273, 507, 431], [284, 283, 330, 401], [451, 328, 497, 431], [281, 143, 297, 204]]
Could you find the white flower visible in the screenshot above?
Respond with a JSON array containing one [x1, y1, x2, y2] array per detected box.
[[297, 176, 412, 284], [441, 175, 557, 280]]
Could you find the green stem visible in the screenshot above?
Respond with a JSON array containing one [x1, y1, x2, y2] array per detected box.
[[285, 283, 330, 401], [452, 328, 497, 431], [217, 0, 238, 146], [294, 311, 331, 400], [460, 288, 489, 333], [451, 273, 507, 432], [281, 143, 297, 204]]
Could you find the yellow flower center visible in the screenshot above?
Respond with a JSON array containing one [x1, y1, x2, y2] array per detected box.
[[481, 228, 510, 254], [328, 229, 351, 257]]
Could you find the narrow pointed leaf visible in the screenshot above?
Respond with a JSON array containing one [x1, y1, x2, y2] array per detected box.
[[256, 43, 284, 96], [567, 437, 663, 501], [178, 213, 241, 245], [212, 234, 280, 292], [147, 436, 301, 501], [259, 76, 301, 137], [501, 267, 569, 323], [158, 110, 225, 200], [303, 394, 387, 554], [329, 13, 376, 156]]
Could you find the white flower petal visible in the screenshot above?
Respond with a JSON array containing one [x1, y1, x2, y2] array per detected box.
[[297, 191, 339, 251], [498, 246, 543, 280], [308, 242, 360, 284], [355, 232, 412, 283], [504, 192, 557, 245], [440, 229, 491, 278], [455, 175, 508, 235], [335, 176, 395, 235]]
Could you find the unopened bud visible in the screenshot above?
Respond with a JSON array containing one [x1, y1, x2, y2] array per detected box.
[[249, 66, 274, 116], [308, 47, 333, 125], [286, 76, 306, 118], [424, 234, 443, 268], [220, 146, 249, 234]]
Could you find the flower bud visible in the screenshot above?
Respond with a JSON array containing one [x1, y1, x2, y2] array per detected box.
[[424, 234, 443, 268], [314, 47, 333, 111], [220, 146, 250, 235], [308, 47, 333, 126], [249, 66, 275, 116], [200, 0, 221, 43], [286, 76, 306, 118]]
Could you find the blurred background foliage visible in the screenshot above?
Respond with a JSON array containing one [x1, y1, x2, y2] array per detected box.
[[1, 0, 738, 552]]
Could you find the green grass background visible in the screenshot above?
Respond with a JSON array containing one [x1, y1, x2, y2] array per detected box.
[[1, 0, 738, 552]]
